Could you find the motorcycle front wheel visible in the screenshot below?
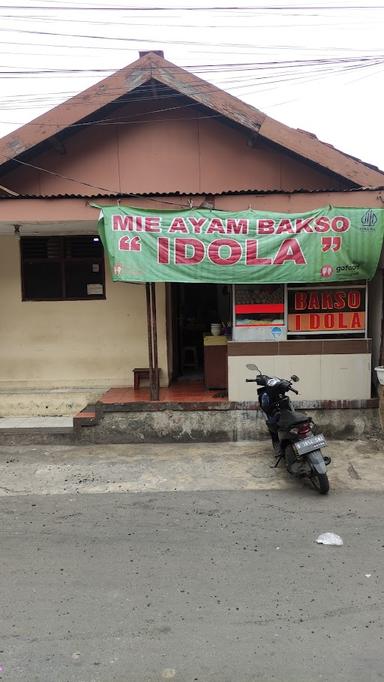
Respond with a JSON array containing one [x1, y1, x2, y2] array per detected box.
[[310, 471, 329, 495]]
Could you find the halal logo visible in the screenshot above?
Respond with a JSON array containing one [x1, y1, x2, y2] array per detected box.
[[361, 209, 377, 227], [321, 264, 333, 278]]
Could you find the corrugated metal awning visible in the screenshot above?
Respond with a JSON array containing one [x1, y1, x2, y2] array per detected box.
[[1, 187, 383, 201]]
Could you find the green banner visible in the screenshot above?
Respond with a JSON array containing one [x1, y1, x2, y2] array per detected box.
[[96, 205, 384, 284]]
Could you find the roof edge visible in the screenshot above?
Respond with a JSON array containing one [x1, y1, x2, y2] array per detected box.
[[0, 51, 383, 189], [0, 52, 155, 161]]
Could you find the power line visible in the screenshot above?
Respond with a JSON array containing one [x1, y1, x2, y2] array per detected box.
[[0, 55, 382, 107], [1, 24, 383, 53], [2, 12, 382, 30], [2, 54, 383, 71], [0, 54, 380, 127], [3, 59, 383, 123], [0, 153, 196, 207], [2, 35, 380, 56], [0, 55, 382, 81], [2, 4, 384, 10]]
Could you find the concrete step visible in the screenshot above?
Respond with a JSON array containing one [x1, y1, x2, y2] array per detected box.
[[73, 407, 97, 428], [0, 416, 75, 445], [0, 416, 73, 432]]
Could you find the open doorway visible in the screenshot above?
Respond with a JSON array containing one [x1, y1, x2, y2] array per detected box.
[[168, 283, 231, 381]]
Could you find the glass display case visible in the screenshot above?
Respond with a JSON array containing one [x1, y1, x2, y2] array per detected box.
[[232, 284, 287, 341]]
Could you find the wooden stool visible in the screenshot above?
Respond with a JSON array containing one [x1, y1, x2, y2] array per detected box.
[[133, 367, 159, 390], [182, 346, 198, 370]]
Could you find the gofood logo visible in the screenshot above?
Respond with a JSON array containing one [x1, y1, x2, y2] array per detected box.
[[336, 263, 360, 274]]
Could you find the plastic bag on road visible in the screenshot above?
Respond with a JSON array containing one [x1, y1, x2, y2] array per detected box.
[[316, 532, 343, 546]]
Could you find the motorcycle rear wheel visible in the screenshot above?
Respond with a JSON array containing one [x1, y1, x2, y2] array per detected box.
[[310, 471, 330, 495]]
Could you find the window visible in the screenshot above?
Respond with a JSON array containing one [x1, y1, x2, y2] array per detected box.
[[20, 236, 105, 301]]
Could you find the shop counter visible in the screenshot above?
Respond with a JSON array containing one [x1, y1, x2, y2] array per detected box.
[[204, 335, 228, 389], [227, 338, 372, 402]]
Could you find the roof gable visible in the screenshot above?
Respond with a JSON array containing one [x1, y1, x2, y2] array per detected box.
[[0, 51, 383, 189], [0, 98, 353, 197]]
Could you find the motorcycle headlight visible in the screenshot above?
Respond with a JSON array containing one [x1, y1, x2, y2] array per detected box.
[[261, 394, 271, 410], [267, 377, 280, 387]]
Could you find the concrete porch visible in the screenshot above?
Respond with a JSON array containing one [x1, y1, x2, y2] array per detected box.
[[0, 381, 381, 445], [72, 381, 382, 444]]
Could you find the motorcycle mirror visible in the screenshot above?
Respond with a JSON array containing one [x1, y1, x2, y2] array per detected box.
[[291, 375, 300, 382], [246, 363, 260, 372]]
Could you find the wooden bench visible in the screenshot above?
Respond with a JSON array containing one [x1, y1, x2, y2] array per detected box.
[[133, 367, 160, 390]]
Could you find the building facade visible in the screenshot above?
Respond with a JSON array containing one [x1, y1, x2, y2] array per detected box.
[[0, 51, 383, 417]]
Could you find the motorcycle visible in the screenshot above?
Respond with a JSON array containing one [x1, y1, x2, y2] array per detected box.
[[246, 364, 331, 494]]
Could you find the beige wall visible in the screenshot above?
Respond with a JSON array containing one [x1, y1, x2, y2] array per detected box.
[[0, 236, 168, 391], [0, 101, 350, 196], [229, 354, 371, 402], [1, 191, 383, 229]]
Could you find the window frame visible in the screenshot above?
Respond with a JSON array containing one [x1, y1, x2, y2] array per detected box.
[[20, 235, 106, 302]]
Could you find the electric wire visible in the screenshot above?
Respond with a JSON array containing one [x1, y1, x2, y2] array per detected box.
[[2, 4, 384, 10], [0, 153, 199, 208], [0, 0, 382, 166]]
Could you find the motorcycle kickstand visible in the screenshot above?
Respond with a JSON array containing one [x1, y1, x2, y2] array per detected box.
[[269, 441, 283, 468], [270, 454, 284, 468]]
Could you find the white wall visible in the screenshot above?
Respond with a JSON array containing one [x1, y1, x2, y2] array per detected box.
[[368, 268, 383, 374], [229, 354, 371, 402]]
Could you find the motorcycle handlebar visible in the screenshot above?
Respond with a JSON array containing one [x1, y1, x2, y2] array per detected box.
[[245, 373, 299, 394]]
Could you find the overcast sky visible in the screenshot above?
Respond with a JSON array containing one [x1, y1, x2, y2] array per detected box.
[[1, 0, 384, 171]]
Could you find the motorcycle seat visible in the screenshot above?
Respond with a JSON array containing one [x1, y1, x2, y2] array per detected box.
[[277, 412, 310, 429]]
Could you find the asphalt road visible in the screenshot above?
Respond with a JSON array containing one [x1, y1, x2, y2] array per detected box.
[[0, 483, 383, 681]]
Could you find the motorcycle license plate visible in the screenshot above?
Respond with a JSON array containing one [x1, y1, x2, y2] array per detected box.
[[294, 434, 327, 456]]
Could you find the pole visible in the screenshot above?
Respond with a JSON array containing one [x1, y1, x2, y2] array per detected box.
[[145, 282, 159, 401], [150, 282, 160, 400], [145, 283, 155, 400]]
